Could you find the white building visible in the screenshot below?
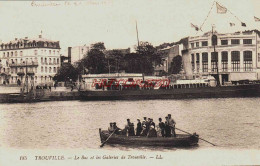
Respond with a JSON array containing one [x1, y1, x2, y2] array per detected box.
[[69, 45, 90, 64], [154, 44, 183, 75], [0, 35, 61, 86], [188, 30, 260, 84]]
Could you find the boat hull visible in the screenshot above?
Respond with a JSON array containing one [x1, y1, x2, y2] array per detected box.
[[80, 84, 260, 101], [99, 129, 199, 147]]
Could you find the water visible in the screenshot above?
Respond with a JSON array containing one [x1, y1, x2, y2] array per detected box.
[[0, 98, 259, 150], [0, 98, 259, 166]]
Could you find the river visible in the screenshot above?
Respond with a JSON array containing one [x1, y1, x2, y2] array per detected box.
[[0, 98, 259, 165]]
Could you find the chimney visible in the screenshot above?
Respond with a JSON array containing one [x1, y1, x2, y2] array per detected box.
[[25, 37, 28, 40], [68, 47, 72, 64], [39, 35, 42, 38], [15, 38, 18, 41]]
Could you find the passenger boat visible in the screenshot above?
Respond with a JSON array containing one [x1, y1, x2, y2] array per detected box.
[[99, 129, 199, 147]]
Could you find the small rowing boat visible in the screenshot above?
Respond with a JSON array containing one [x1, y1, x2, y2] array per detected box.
[[99, 129, 199, 147]]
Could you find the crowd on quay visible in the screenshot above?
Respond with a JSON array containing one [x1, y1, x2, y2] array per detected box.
[[108, 114, 176, 137]]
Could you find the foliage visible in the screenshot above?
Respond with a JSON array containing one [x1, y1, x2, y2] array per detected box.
[[53, 63, 79, 82], [169, 55, 182, 74]]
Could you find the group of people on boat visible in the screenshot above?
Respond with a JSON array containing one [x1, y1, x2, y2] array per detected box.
[[108, 114, 176, 137]]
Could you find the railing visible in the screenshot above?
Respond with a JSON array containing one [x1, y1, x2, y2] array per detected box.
[[9, 62, 38, 67]]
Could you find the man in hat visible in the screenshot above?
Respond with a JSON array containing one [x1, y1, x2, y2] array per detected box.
[[168, 114, 176, 137], [165, 116, 171, 137], [113, 122, 121, 135], [142, 117, 147, 126], [108, 122, 114, 133], [150, 118, 155, 128], [158, 118, 165, 137], [136, 119, 142, 136]]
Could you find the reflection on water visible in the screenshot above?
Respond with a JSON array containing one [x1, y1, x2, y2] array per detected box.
[[0, 98, 259, 150]]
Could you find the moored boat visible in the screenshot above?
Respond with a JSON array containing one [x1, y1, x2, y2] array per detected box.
[[99, 129, 199, 147]]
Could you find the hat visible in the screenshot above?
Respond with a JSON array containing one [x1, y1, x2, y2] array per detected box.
[[113, 122, 116, 124], [165, 116, 168, 118], [168, 114, 171, 116], [127, 119, 130, 121], [143, 117, 147, 119], [137, 119, 140, 121], [159, 118, 162, 120]]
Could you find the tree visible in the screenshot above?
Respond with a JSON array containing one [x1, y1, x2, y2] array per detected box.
[[77, 42, 108, 74], [133, 41, 162, 75], [169, 55, 182, 74], [53, 63, 79, 82], [106, 50, 124, 73]]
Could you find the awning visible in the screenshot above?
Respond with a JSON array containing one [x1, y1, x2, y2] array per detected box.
[[230, 72, 257, 81]]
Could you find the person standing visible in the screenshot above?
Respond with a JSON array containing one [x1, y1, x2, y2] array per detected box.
[[158, 118, 165, 137], [165, 116, 171, 137], [136, 119, 142, 136], [168, 114, 176, 137]]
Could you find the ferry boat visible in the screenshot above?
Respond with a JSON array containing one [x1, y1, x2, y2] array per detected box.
[[79, 73, 260, 101]]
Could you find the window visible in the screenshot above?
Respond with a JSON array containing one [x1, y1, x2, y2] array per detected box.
[[53, 58, 56, 64], [202, 41, 208, 46], [49, 50, 51, 54], [57, 58, 59, 64], [231, 39, 240, 45], [243, 39, 252, 45], [202, 52, 208, 72], [54, 67, 56, 73], [45, 67, 47, 73], [221, 40, 228, 45], [49, 67, 52, 73], [3, 52, 5, 57], [7, 52, 9, 57], [49, 58, 52, 64], [196, 53, 200, 71], [11, 52, 13, 56], [53, 50, 55, 54], [221, 51, 228, 71], [34, 50, 38, 55], [191, 43, 194, 48], [45, 58, 47, 64], [211, 52, 218, 72], [196, 42, 199, 47], [191, 54, 195, 71], [258, 53, 260, 62], [231, 51, 240, 71], [15, 51, 17, 56], [20, 51, 23, 56], [244, 51, 252, 71]]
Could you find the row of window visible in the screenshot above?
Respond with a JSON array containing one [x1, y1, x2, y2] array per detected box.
[[191, 39, 252, 48], [41, 57, 60, 65], [191, 51, 252, 62], [191, 51, 253, 72], [4, 75, 54, 84], [1, 66, 60, 74], [1, 42, 59, 50], [41, 66, 60, 73], [1, 49, 59, 58]]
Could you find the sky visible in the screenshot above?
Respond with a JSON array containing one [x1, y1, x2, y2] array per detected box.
[[0, 0, 259, 54]]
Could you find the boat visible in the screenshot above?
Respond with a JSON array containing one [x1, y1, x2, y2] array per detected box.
[[80, 83, 260, 101], [99, 129, 199, 147]]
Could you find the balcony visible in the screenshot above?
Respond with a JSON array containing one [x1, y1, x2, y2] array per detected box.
[[9, 61, 39, 67]]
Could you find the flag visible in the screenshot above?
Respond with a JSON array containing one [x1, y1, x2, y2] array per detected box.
[[241, 22, 246, 27], [230, 23, 235, 27], [191, 23, 199, 31], [254, 16, 260, 22], [216, 2, 227, 14]]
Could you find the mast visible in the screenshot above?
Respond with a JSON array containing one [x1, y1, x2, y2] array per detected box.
[[135, 21, 144, 81], [211, 25, 220, 86], [135, 21, 140, 49]]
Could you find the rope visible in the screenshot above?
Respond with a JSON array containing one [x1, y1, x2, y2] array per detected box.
[[200, 1, 216, 31], [217, 1, 244, 24]]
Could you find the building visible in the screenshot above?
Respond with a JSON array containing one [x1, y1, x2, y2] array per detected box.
[[0, 35, 61, 86], [69, 45, 90, 64], [187, 30, 260, 84], [154, 44, 183, 75]]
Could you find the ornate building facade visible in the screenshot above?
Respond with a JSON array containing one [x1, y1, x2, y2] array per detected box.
[[0, 35, 61, 86], [188, 30, 260, 84]]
